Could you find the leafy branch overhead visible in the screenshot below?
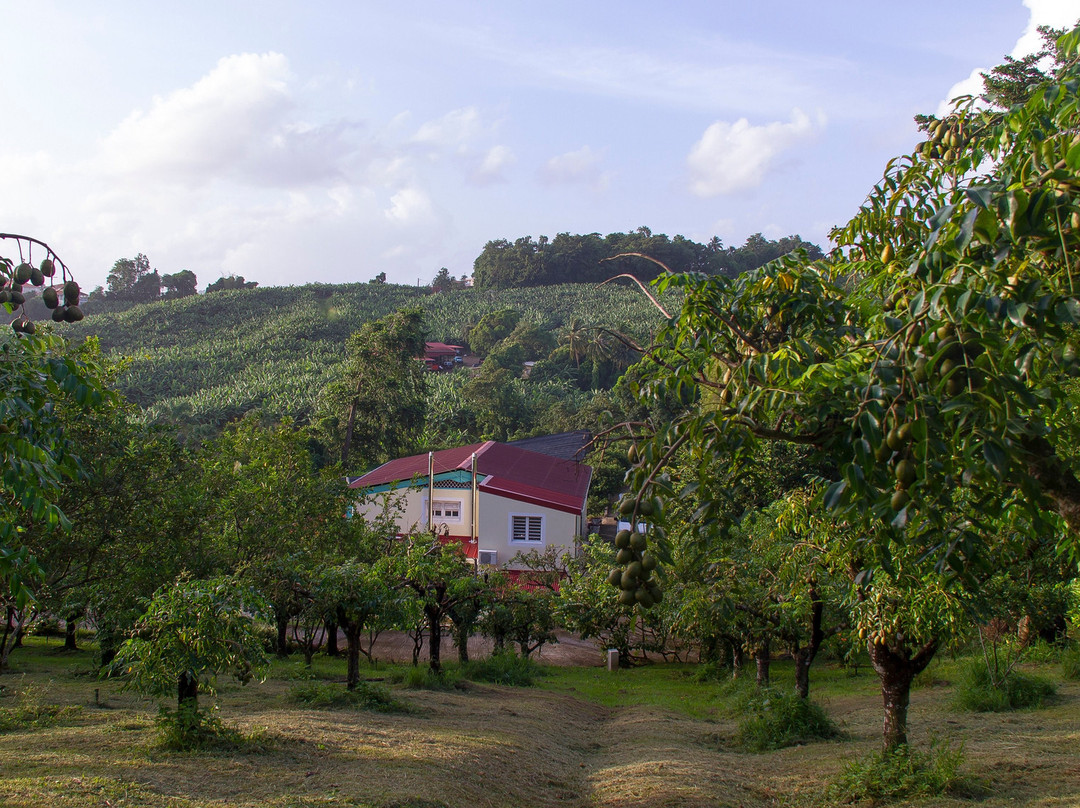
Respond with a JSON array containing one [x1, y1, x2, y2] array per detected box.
[[621, 25, 1080, 574]]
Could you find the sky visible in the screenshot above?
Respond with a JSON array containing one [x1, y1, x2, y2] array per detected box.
[[0, 1, 1076, 291]]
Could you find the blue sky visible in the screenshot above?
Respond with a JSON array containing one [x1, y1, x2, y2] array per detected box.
[[0, 1, 1075, 290]]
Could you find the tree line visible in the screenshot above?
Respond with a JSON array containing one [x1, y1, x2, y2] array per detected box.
[[471, 229, 823, 290]]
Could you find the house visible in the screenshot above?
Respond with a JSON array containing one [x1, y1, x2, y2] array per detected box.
[[423, 342, 465, 370], [349, 440, 592, 569]]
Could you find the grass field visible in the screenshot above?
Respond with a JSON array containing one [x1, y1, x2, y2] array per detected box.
[[1, 636, 1078, 807]]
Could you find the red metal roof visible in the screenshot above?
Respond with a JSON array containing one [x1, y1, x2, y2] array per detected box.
[[437, 533, 479, 559], [350, 440, 591, 514]]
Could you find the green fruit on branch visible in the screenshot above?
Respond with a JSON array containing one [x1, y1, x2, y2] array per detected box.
[[39, 258, 55, 277], [51, 306, 67, 322], [630, 532, 647, 552], [895, 459, 917, 489], [614, 529, 631, 549], [14, 263, 32, 283], [616, 548, 634, 565], [42, 287, 59, 309], [607, 568, 622, 587], [63, 281, 80, 306]]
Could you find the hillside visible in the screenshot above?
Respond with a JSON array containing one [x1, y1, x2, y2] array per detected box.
[[57, 281, 673, 431]]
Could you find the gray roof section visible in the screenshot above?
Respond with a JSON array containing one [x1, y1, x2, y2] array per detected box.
[[507, 430, 592, 462]]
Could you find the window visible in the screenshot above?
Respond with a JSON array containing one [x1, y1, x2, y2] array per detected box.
[[428, 499, 462, 523], [510, 514, 544, 543]]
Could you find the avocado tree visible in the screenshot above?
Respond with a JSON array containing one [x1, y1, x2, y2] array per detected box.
[[1, 235, 106, 663], [617, 26, 1080, 751], [114, 576, 268, 740]]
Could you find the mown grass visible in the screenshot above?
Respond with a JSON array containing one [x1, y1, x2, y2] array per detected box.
[[2, 635, 1079, 807]]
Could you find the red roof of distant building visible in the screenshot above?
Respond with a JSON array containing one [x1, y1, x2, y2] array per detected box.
[[437, 533, 479, 559], [350, 440, 591, 514], [424, 342, 464, 357]]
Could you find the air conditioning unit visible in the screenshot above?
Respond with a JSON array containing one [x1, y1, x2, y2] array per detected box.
[[478, 549, 498, 565]]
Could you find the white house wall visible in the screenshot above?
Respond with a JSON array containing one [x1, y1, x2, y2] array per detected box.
[[354, 485, 581, 568]]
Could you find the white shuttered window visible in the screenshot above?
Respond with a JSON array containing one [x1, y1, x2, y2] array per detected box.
[[510, 514, 544, 543]]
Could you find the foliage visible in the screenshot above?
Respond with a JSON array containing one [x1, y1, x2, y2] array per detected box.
[[827, 740, 967, 803], [113, 576, 269, 712], [733, 687, 841, 751], [471, 229, 822, 289], [460, 650, 541, 687], [152, 703, 250, 752], [288, 680, 409, 713], [389, 664, 462, 690], [205, 274, 258, 293], [1062, 643, 1080, 679], [624, 24, 1080, 573], [0, 328, 112, 618], [63, 281, 670, 438], [952, 658, 1056, 711], [315, 307, 427, 466], [0, 683, 81, 734]]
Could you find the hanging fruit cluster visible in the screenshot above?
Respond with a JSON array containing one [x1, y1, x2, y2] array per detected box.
[[0, 234, 83, 334], [606, 485, 664, 609]]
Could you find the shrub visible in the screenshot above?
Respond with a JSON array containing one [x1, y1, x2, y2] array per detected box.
[[461, 652, 541, 687], [828, 740, 965, 802], [388, 665, 462, 691], [154, 704, 247, 752], [0, 684, 81, 734], [952, 660, 1056, 712], [734, 688, 841, 752], [288, 681, 409, 713], [1060, 644, 1080, 681]]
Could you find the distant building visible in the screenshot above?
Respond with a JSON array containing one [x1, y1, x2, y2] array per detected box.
[[349, 440, 592, 569]]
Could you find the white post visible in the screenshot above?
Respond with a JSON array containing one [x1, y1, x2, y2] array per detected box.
[[607, 648, 619, 671]]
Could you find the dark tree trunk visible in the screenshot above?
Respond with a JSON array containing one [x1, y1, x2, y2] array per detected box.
[[325, 620, 340, 656], [64, 615, 78, 651], [341, 377, 364, 464], [456, 628, 469, 663], [12, 623, 24, 649], [793, 587, 825, 699], [275, 613, 290, 658], [177, 671, 199, 712], [755, 639, 771, 688], [427, 606, 443, 674], [868, 638, 938, 752], [730, 642, 744, 679], [344, 623, 363, 691]]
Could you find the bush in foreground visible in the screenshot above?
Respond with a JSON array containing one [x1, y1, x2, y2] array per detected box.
[[952, 660, 1056, 712], [288, 680, 410, 713], [461, 652, 541, 687], [828, 740, 966, 803], [734, 688, 841, 752]]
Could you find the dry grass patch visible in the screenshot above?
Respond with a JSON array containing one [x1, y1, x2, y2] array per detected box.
[[2, 641, 1080, 807]]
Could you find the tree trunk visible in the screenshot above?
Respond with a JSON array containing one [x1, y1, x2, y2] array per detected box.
[[177, 670, 199, 712], [755, 639, 771, 688], [64, 615, 78, 651], [324, 620, 339, 656], [868, 638, 938, 752], [427, 606, 443, 674], [341, 377, 364, 465], [793, 587, 825, 699], [344, 623, 363, 691], [456, 627, 469, 663], [730, 642, 744, 679], [275, 613, 289, 658]]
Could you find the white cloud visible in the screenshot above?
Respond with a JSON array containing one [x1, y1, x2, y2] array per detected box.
[[470, 144, 514, 184], [539, 145, 611, 190], [98, 53, 293, 183], [384, 186, 435, 226], [937, 0, 1078, 114], [687, 109, 819, 197], [412, 106, 484, 151]]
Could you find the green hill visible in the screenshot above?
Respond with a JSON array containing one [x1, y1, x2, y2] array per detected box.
[[58, 281, 672, 431]]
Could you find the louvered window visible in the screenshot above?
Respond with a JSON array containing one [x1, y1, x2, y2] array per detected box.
[[510, 515, 544, 543]]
